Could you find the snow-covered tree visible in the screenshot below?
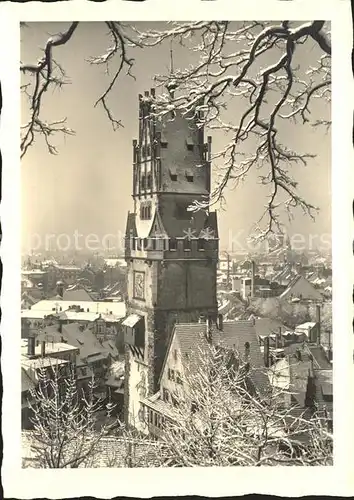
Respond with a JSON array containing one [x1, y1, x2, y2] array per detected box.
[[153, 338, 332, 466], [25, 363, 116, 468], [21, 21, 331, 237]]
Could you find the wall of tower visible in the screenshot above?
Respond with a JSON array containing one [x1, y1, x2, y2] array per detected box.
[[157, 260, 218, 310]]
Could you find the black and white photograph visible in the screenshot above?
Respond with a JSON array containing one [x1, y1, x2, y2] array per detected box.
[[1, 2, 353, 498], [19, 19, 334, 468]]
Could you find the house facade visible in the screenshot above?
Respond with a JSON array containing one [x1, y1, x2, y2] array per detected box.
[[141, 319, 269, 437]]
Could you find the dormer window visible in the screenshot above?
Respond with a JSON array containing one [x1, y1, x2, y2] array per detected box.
[[169, 168, 177, 181], [186, 172, 194, 182], [161, 141, 168, 149], [186, 140, 194, 152]]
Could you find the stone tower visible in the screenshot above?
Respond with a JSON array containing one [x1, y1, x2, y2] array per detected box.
[[123, 89, 218, 428]]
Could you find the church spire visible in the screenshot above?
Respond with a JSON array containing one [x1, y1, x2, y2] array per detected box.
[[166, 40, 178, 98], [169, 39, 174, 75]]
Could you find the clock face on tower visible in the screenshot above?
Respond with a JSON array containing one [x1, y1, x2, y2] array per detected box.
[[133, 271, 145, 300]]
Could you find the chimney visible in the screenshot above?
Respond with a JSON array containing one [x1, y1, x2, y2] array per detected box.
[[27, 336, 35, 357], [144, 90, 149, 97], [316, 304, 321, 345], [218, 313, 223, 331], [275, 327, 282, 350], [251, 260, 256, 298], [41, 340, 46, 358], [264, 336, 270, 368], [244, 341, 250, 363], [150, 88, 155, 98]]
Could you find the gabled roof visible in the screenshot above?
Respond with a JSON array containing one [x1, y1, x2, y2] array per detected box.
[[148, 208, 168, 238], [62, 288, 94, 302], [55, 323, 111, 361], [279, 275, 323, 301], [21, 367, 37, 393]]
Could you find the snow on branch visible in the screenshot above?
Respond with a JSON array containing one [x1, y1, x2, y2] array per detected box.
[[21, 21, 331, 238], [21, 22, 79, 158], [155, 338, 332, 466], [135, 20, 331, 238]]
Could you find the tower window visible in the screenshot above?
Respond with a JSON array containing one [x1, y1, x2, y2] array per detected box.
[[169, 238, 177, 251], [141, 174, 146, 190], [198, 239, 205, 251], [183, 239, 191, 251], [186, 172, 194, 182], [140, 202, 152, 220], [146, 172, 152, 190]]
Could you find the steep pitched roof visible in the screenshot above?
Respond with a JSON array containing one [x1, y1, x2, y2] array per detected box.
[[63, 288, 94, 302], [21, 367, 37, 393], [306, 345, 332, 370], [59, 323, 110, 361], [279, 275, 323, 301], [166, 320, 269, 395]]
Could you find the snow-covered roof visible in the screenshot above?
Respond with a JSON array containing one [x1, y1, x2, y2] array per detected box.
[[104, 258, 127, 268], [295, 322, 316, 331], [31, 299, 126, 318], [122, 314, 141, 328]]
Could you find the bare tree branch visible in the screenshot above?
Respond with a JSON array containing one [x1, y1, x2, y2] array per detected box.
[[21, 21, 331, 238]]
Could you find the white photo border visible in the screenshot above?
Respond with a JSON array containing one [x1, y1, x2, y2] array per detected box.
[[1, 1, 353, 497]]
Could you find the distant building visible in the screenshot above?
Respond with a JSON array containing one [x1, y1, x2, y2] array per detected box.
[[21, 337, 78, 429], [44, 263, 82, 289], [21, 269, 48, 292], [269, 342, 332, 429], [279, 275, 324, 302]]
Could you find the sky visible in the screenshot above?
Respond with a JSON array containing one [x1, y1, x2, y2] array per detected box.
[[21, 22, 331, 255]]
